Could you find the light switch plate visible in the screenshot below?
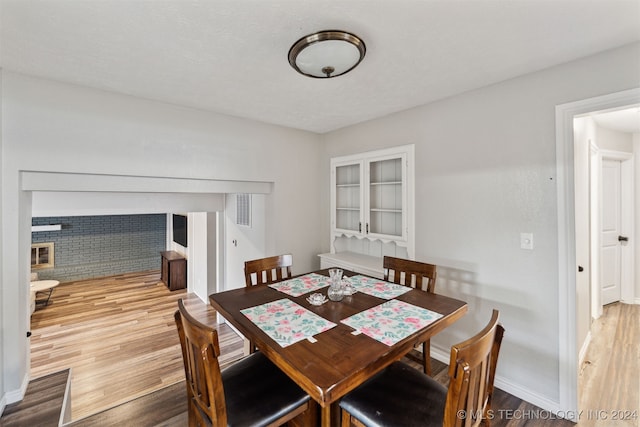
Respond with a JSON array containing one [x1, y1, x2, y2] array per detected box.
[[520, 233, 534, 250]]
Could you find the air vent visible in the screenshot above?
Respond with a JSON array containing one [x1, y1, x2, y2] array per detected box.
[[236, 194, 251, 227]]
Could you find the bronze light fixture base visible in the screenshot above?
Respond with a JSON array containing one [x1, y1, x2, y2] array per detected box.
[[288, 30, 366, 78]]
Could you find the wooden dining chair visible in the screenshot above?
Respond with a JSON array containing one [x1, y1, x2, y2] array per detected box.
[[174, 299, 311, 427], [244, 254, 293, 287], [339, 310, 505, 427], [383, 255, 438, 375], [243, 254, 293, 353]]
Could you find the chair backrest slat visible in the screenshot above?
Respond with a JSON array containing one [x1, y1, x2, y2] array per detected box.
[[244, 254, 293, 287], [383, 256, 437, 293]]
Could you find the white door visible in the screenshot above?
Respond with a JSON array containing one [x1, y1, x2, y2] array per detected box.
[[600, 159, 622, 305]]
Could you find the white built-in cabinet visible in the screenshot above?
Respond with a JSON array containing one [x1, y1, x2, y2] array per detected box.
[[319, 145, 414, 277]]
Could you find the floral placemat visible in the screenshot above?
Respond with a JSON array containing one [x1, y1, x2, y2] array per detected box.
[[340, 299, 443, 346], [346, 275, 411, 299], [268, 273, 332, 297], [240, 298, 336, 347]]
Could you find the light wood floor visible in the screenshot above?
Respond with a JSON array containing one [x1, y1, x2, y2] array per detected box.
[[29, 270, 244, 422], [27, 272, 638, 426], [578, 302, 639, 427]]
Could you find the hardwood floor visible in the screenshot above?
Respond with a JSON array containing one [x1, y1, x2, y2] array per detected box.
[[1, 369, 71, 426], [578, 302, 640, 427], [29, 270, 244, 422], [25, 272, 638, 426], [67, 381, 188, 427]]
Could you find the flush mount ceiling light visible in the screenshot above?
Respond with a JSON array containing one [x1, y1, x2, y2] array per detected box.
[[288, 30, 366, 78]]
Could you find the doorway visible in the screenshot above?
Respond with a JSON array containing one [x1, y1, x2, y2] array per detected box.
[[575, 114, 636, 321], [556, 88, 640, 419], [575, 110, 637, 401], [21, 172, 274, 419]]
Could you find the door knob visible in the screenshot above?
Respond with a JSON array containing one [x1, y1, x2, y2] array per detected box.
[[578, 266, 584, 272], [618, 235, 629, 242]]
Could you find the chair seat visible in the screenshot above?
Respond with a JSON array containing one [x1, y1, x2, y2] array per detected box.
[[339, 362, 446, 427], [222, 351, 310, 427]]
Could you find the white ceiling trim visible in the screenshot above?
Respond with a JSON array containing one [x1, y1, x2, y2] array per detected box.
[[21, 171, 273, 194]]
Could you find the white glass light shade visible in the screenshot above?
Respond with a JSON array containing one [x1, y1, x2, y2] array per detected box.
[[288, 30, 366, 78], [295, 40, 361, 78]]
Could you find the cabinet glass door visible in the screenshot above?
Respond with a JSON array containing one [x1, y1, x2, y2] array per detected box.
[[335, 163, 362, 233], [368, 157, 403, 238]]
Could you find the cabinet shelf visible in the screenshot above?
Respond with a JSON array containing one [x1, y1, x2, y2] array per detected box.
[[370, 181, 402, 186], [370, 208, 402, 213], [336, 207, 360, 211], [336, 183, 360, 188]]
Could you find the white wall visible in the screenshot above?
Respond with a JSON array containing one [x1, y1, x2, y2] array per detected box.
[[321, 43, 640, 410], [207, 212, 218, 297], [32, 192, 225, 217], [189, 212, 208, 301], [0, 71, 324, 402], [596, 126, 634, 152], [224, 193, 269, 291]]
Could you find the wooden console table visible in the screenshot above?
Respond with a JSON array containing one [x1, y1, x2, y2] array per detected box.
[[160, 251, 187, 291]]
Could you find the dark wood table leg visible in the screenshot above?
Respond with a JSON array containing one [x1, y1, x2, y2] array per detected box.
[[320, 402, 341, 427]]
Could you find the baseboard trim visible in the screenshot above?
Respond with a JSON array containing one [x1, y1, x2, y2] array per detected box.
[[493, 376, 576, 420], [430, 343, 450, 366], [4, 372, 29, 405], [431, 344, 575, 421], [59, 368, 72, 426], [579, 330, 592, 366], [0, 393, 6, 417]]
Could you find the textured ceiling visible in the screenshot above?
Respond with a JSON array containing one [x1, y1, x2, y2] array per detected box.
[[1, 0, 639, 134]]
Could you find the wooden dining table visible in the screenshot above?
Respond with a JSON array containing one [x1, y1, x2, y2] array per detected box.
[[209, 268, 468, 427]]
